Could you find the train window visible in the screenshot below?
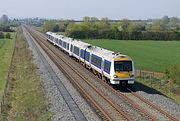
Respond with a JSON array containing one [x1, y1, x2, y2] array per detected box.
[[85, 51, 90, 61], [74, 46, 79, 56], [59, 39, 62, 45], [80, 49, 85, 59], [63, 42, 66, 48], [70, 45, 73, 52], [114, 61, 132, 72], [67, 43, 69, 50], [91, 54, 102, 69], [104, 60, 111, 74]]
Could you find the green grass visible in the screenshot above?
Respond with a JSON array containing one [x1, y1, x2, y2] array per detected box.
[[137, 77, 180, 104], [34, 26, 43, 32], [0, 38, 15, 101], [3, 32, 17, 39], [84, 39, 180, 72], [2, 29, 51, 120]]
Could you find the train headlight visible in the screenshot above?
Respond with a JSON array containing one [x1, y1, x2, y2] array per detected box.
[[113, 75, 118, 78]]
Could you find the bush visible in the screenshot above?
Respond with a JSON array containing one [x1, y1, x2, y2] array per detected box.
[[5, 33, 11, 39], [165, 64, 180, 85], [0, 31, 4, 38], [65, 23, 180, 40]]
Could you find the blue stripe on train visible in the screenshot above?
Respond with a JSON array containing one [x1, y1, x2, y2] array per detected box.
[[80, 51, 111, 74]]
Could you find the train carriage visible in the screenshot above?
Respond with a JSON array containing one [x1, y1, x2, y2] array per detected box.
[[46, 32, 135, 86], [70, 40, 91, 63], [60, 37, 72, 53], [46, 32, 57, 44]]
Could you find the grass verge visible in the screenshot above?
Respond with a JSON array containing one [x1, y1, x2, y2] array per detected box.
[[1, 28, 51, 121], [0, 38, 15, 102], [136, 78, 180, 104]]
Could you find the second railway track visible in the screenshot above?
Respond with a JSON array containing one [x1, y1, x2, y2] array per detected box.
[[24, 26, 131, 121], [25, 26, 179, 121]]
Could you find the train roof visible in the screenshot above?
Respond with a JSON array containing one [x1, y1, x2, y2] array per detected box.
[[47, 32, 131, 60], [72, 39, 130, 60], [86, 44, 130, 60], [71, 40, 91, 49], [46, 31, 65, 39]]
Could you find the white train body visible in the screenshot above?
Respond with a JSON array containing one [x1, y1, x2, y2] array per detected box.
[[46, 32, 135, 85]]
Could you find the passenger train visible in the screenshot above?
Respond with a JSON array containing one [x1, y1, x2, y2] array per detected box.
[[46, 32, 135, 86]]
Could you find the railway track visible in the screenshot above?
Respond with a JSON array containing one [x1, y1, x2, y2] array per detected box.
[[25, 26, 179, 121], [99, 78, 179, 121], [24, 26, 132, 121], [22, 27, 87, 121], [125, 88, 179, 121]]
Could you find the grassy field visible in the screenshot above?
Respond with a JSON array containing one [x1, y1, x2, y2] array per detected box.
[[0, 38, 15, 101], [2, 28, 51, 120], [84, 39, 180, 72]]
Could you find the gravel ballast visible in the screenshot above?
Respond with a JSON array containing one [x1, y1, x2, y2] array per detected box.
[[22, 27, 101, 121], [134, 83, 180, 120], [24, 27, 180, 121]]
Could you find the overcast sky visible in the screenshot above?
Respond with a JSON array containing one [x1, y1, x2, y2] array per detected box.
[[0, 0, 180, 20]]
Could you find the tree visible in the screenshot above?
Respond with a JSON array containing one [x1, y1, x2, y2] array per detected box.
[[128, 23, 145, 33], [149, 20, 163, 32], [43, 20, 57, 32], [52, 24, 59, 32], [5, 33, 11, 39], [83, 16, 90, 22], [0, 14, 9, 24], [120, 19, 130, 32], [169, 17, 179, 27], [161, 16, 169, 25], [58, 20, 71, 32], [101, 17, 110, 24], [0, 31, 4, 38], [90, 17, 98, 22], [166, 64, 180, 85]]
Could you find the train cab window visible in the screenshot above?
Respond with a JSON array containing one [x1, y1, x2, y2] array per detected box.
[[114, 61, 132, 72]]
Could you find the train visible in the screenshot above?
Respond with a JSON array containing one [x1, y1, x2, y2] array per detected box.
[[46, 32, 135, 86]]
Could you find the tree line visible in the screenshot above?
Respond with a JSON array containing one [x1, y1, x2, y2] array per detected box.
[[0, 14, 13, 39], [43, 16, 180, 40], [0, 32, 11, 39]]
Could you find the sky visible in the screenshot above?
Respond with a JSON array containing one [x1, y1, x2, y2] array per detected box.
[[0, 0, 180, 20]]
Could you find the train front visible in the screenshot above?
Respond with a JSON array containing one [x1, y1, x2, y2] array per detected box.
[[110, 56, 134, 86]]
